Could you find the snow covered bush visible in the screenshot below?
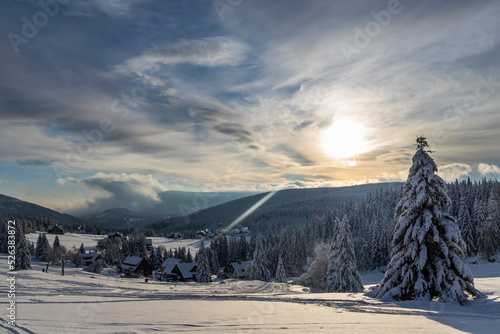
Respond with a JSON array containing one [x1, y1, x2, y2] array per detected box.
[[300, 242, 330, 291]]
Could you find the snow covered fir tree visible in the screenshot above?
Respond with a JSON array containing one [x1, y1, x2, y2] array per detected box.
[[325, 215, 363, 292], [247, 233, 271, 281], [370, 137, 481, 304], [195, 241, 211, 283], [15, 233, 32, 270], [275, 254, 287, 283]]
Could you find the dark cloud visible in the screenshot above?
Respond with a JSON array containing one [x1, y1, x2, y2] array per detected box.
[[16, 158, 55, 166], [213, 123, 255, 145]]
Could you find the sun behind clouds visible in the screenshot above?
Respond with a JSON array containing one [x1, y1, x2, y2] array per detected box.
[[322, 120, 369, 159]]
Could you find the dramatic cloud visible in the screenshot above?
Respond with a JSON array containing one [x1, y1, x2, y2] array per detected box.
[[59, 172, 167, 214], [1, 0, 499, 212]]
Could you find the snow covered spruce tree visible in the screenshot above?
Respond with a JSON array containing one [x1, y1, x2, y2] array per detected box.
[[195, 241, 211, 283], [275, 254, 287, 283], [325, 215, 363, 292], [477, 191, 500, 260], [247, 233, 271, 281], [371, 137, 480, 304], [15, 233, 32, 270]]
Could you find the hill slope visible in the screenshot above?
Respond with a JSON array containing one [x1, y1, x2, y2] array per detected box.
[[0, 194, 86, 228], [151, 190, 257, 216], [148, 183, 402, 234]]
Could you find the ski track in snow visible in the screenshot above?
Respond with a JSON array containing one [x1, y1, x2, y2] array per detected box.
[[3, 235, 500, 333]]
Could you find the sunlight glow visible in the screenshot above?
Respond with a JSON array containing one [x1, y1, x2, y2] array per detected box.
[[323, 120, 369, 159]]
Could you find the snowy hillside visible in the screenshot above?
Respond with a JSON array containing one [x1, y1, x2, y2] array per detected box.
[[2, 253, 499, 333]]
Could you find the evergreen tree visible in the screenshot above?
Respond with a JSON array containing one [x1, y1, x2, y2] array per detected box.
[[477, 191, 500, 260], [0, 222, 8, 253], [79, 243, 86, 254], [371, 137, 480, 304], [29, 241, 35, 256], [35, 233, 46, 258], [186, 249, 193, 263], [209, 247, 220, 275], [149, 246, 158, 269], [195, 242, 211, 283], [370, 218, 385, 268], [15, 234, 32, 270], [275, 255, 287, 283], [247, 234, 271, 281], [53, 235, 60, 248], [228, 239, 238, 262], [325, 215, 363, 292], [238, 235, 248, 261], [458, 195, 476, 256]]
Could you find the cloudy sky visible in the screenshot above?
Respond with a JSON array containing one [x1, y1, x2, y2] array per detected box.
[[1, 0, 499, 214]]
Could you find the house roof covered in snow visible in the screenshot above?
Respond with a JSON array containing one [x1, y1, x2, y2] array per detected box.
[[173, 263, 197, 280], [161, 258, 181, 274], [82, 253, 101, 262], [123, 256, 143, 269], [231, 261, 250, 277]]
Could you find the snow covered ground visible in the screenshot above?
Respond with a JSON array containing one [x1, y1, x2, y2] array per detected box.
[[25, 232, 204, 254], [1, 251, 499, 333]]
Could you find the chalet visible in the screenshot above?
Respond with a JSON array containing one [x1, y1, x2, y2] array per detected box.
[[171, 263, 197, 281], [145, 239, 153, 251], [223, 261, 250, 279], [82, 253, 102, 266], [47, 224, 64, 235], [215, 224, 226, 236], [108, 232, 122, 239], [160, 258, 181, 272], [122, 256, 153, 276], [157, 258, 181, 281], [167, 232, 182, 239]]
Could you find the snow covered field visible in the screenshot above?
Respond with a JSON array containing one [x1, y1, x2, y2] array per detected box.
[[25, 232, 204, 254], [2, 252, 499, 333]]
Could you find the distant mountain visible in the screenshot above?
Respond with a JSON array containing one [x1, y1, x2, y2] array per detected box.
[[0, 194, 85, 228], [82, 208, 167, 229], [150, 190, 257, 216], [148, 183, 403, 234], [80, 191, 256, 229]]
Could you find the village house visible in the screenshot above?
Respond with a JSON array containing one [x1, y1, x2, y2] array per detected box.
[[107, 232, 122, 239], [223, 261, 251, 279], [170, 263, 197, 282], [157, 258, 181, 281], [47, 224, 64, 235], [121, 256, 153, 276], [82, 253, 102, 267]]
